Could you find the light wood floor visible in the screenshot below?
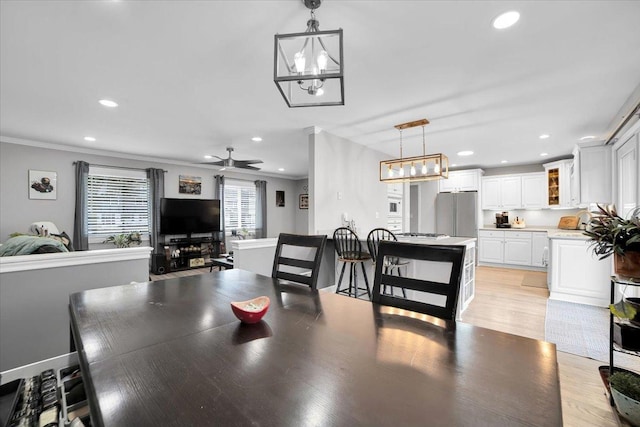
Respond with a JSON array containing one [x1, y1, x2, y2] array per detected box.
[[465, 266, 622, 427], [150, 265, 625, 426]]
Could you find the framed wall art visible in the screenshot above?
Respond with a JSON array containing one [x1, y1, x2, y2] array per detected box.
[[276, 190, 285, 207], [299, 194, 309, 209], [29, 170, 57, 200], [179, 175, 202, 195]]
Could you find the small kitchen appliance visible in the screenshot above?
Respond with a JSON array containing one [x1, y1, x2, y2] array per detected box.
[[496, 212, 511, 228]]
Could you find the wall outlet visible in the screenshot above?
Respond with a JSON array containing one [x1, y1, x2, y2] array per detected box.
[[375, 212, 379, 219], [337, 191, 342, 200]]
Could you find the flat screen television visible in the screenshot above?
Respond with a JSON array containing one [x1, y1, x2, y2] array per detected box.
[[160, 198, 221, 235]]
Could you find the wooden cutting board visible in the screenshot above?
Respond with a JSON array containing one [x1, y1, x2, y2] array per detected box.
[[558, 216, 580, 230]]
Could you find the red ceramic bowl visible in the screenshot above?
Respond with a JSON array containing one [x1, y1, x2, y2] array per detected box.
[[230, 296, 270, 324]]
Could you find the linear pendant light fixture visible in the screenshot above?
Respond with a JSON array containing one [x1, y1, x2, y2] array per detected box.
[[274, 0, 344, 107], [379, 119, 449, 183]]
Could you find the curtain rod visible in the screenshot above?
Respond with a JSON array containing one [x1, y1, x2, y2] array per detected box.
[[73, 161, 167, 173]]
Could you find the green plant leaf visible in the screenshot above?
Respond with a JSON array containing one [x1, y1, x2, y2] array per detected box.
[[609, 300, 638, 319]]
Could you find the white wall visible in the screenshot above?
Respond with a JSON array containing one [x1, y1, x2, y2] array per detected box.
[[0, 140, 299, 243], [309, 129, 388, 237]]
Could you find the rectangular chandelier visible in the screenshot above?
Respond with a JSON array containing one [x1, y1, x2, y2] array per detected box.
[[379, 119, 450, 182], [274, 1, 343, 108], [274, 29, 344, 107]]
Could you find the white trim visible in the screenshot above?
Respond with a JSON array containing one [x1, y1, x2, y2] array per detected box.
[[1, 352, 78, 385], [231, 238, 278, 251], [0, 246, 152, 273]]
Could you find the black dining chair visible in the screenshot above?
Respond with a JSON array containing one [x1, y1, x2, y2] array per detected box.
[[372, 240, 465, 321], [333, 227, 372, 299], [271, 233, 327, 290], [366, 228, 408, 298]]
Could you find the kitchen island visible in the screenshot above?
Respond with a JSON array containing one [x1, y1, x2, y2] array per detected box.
[[395, 235, 477, 320]]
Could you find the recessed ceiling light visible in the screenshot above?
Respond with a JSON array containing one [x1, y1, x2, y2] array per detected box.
[[492, 11, 520, 30], [99, 99, 118, 107], [450, 164, 457, 167], [251, 137, 262, 142], [204, 155, 213, 159], [278, 168, 285, 172], [539, 134, 550, 139], [580, 135, 595, 141], [457, 151, 474, 156], [84, 136, 96, 142], [540, 152, 549, 157], [501, 160, 508, 164]]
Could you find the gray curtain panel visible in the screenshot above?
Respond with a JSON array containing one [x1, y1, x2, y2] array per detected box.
[[147, 168, 165, 253], [214, 175, 225, 249], [73, 161, 90, 251], [255, 180, 267, 238]]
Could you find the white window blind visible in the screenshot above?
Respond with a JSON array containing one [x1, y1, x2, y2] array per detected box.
[[87, 167, 150, 236], [224, 181, 256, 231]]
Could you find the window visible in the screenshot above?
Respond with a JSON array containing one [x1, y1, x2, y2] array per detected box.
[[87, 166, 150, 238], [224, 180, 256, 232]]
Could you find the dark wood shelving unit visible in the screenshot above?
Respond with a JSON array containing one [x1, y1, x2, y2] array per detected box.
[[163, 233, 223, 273], [603, 276, 639, 426]]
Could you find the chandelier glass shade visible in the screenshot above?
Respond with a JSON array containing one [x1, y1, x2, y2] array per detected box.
[[274, 1, 344, 107], [379, 119, 450, 183]]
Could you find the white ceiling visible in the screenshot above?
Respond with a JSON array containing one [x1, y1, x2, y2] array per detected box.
[[1, 1, 640, 179]]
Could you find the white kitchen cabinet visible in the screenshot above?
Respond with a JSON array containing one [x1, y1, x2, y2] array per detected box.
[[544, 159, 573, 208], [574, 141, 612, 205], [531, 232, 549, 267], [478, 230, 504, 264], [504, 232, 533, 265], [478, 230, 547, 269], [521, 173, 546, 209], [549, 237, 610, 306], [481, 176, 521, 210], [439, 169, 483, 193]]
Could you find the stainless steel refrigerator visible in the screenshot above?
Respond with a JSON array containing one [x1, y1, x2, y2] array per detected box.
[[435, 192, 478, 238]]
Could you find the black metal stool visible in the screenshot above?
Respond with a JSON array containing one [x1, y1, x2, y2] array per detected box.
[[333, 227, 371, 299]]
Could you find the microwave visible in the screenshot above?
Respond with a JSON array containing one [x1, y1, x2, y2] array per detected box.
[[388, 197, 401, 217]]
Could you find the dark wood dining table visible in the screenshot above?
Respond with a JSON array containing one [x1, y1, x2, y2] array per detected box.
[[69, 269, 563, 426]]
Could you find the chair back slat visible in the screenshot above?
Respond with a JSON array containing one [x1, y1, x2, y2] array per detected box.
[[272, 233, 327, 290], [333, 227, 364, 259], [366, 228, 398, 264], [372, 240, 465, 321]]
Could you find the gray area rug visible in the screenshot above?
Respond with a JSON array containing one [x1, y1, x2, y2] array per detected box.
[[545, 299, 610, 362]]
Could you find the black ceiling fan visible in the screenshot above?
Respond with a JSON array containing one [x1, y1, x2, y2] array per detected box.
[[202, 147, 263, 171]]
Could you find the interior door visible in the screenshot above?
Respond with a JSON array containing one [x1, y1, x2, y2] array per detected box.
[[410, 185, 419, 233]]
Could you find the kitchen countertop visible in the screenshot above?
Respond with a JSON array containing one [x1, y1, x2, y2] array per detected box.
[[396, 236, 477, 246], [480, 226, 589, 240]]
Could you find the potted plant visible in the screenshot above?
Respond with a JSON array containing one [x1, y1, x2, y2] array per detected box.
[[585, 205, 640, 323], [584, 204, 640, 279], [609, 370, 640, 426], [103, 232, 142, 248]]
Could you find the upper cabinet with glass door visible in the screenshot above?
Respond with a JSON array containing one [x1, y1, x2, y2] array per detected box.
[[543, 159, 574, 208]]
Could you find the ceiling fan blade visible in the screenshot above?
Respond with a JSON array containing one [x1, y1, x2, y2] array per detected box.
[[235, 159, 263, 164], [213, 155, 225, 160], [237, 165, 261, 171], [201, 160, 225, 166]]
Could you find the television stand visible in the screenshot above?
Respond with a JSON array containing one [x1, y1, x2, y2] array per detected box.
[[155, 233, 223, 274]]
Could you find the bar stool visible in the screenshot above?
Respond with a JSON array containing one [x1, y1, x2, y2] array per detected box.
[[366, 228, 408, 298], [333, 227, 371, 299]]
